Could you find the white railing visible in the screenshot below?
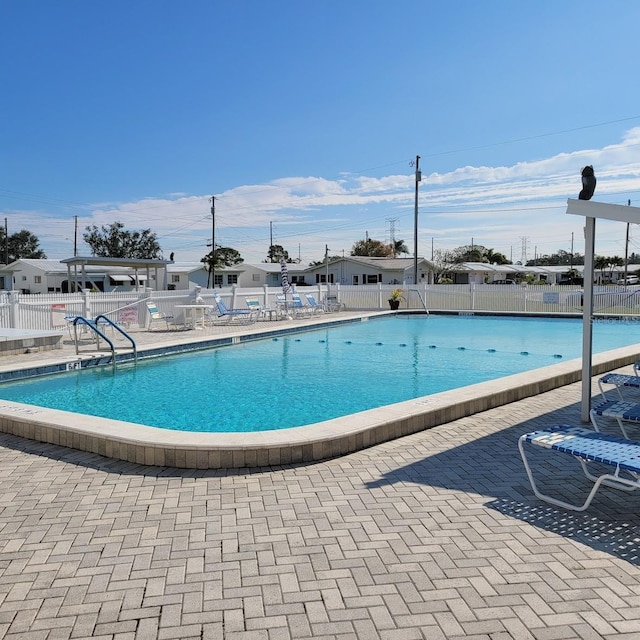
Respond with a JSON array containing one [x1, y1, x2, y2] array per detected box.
[[6, 282, 640, 331]]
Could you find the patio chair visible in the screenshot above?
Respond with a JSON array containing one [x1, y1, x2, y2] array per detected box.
[[519, 424, 640, 511], [146, 301, 174, 330], [291, 293, 315, 317], [245, 297, 276, 321], [304, 294, 325, 315], [275, 293, 294, 319], [324, 295, 345, 312], [211, 294, 257, 324]]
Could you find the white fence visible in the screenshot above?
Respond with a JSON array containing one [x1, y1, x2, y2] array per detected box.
[[4, 283, 640, 332]]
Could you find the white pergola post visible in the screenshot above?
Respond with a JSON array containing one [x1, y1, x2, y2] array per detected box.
[[566, 198, 640, 421]]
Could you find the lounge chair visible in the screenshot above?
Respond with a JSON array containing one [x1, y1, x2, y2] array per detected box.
[[324, 295, 345, 312], [598, 363, 640, 400], [245, 297, 275, 321], [211, 294, 257, 324], [590, 399, 640, 439], [304, 294, 325, 314], [519, 424, 640, 511], [146, 301, 174, 330], [275, 293, 293, 319], [291, 293, 315, 317]]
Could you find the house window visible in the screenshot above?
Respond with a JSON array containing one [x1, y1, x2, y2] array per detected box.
[[227, 274, 238, 285], [171, 275, 180, 283], [366, 274, 378, 284], [352, 275, 359, 285], [291, 275, 305, 284], [34, 276, 42, 283], [252, 274, 261, 282], [214, 274, 223, 287]]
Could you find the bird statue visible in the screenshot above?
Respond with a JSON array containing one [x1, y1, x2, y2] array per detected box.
[[579, 166, 596, 201]]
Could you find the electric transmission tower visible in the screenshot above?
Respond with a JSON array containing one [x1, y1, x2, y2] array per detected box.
[[520, 236, 529, 264], [386, 218, 398, 256]]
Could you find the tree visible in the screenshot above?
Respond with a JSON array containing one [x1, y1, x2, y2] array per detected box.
[[526, 249, 584, 267], [201, 245, 244, 287], [266, 244, 291, 263], [0, 229, 46, 262], [351, 238, 392, 257], [83, 222, 162, 258], [392, 239, 409, 257], [430, 248, 456, 283]]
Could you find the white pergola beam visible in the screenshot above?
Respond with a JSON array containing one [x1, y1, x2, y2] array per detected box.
[[566, 198, 640, 223]]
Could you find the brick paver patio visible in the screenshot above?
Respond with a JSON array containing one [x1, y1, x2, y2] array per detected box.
[[0, 324, 639, 638]]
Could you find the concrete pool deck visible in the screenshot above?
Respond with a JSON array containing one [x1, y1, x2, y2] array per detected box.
[[0, 311, 639, 469], [1, 312, 640, 638]]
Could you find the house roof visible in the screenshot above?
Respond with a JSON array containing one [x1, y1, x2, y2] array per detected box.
[[324, 256, 430, 271], [61, 256, 170, 268]]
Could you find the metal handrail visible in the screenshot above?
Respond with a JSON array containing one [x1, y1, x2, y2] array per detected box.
[[94, 314, 137, 363], [72, 316, 137, 370], [409, 288, 429, 315]]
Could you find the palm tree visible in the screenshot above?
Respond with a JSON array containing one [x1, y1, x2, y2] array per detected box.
[[594, 256, 609, 284]]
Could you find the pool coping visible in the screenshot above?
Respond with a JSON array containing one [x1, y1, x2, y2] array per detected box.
[[0, 314, 638, 469]]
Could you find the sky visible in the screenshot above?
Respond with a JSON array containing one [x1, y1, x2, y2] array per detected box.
[[3, 1, 640, 266]]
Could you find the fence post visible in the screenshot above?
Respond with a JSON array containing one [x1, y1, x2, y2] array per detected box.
[[8, 290, 19, 329], [470, 283, 475, 310], [82, 289, 92, 319], [521, 283, 528, 312], [263, 284, 270, 308], [378, 283, 383, 310]]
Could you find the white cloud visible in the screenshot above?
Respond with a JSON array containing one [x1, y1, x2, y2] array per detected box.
[[16, 127, 640, 264]]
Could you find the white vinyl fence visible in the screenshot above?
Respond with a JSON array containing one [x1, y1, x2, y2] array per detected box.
[[4, 283, 640, 331]]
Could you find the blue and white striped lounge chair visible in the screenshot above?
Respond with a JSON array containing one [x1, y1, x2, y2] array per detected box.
[[212, 294, 257, 324], [598, 362, 640, 400], [291, 293, 314, 317], [590, 399, 640, 439], [519, 424, 640, 511], [304, 294, 325, 314]]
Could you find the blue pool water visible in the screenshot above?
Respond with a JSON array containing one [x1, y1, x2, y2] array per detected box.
[[2, 315, 639, 432]]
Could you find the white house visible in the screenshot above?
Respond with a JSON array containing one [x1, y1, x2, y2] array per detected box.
[[305, 256, 433, 285], [8, 257, 171, 294]]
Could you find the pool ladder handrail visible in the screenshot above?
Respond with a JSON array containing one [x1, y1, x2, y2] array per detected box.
[[409, 288, 429, 315], [73, 315, 137, 369]]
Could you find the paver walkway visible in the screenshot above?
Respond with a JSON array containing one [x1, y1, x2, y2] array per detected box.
[[0, 322, 639, 638]]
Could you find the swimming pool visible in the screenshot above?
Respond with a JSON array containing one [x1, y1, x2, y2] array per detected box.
[[1, 314, 639, 433]]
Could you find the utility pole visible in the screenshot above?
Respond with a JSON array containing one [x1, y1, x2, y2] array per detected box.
[[74, 215, 78, 257], [4, 218, 8, 265], [570, 231, 574, 272], [325, 244, 329, 289], [270, 221, 273, 260], [211, 196, 215, 288], [413, 155, 421, 285]]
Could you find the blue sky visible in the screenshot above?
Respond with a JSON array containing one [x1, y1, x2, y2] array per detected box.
[[3, 0, 640, 265]]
